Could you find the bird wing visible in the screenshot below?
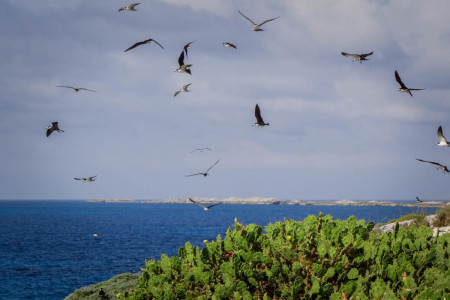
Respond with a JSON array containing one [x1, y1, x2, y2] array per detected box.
[[255, 104, 264, 123], [150, 39, 164, 49], [437, 126, 448, 143], [74, 178, 82, 180], [206, 203, 221, 209], [78, 88, 97, 92], [188, 198, 208, 209], [118, 7, 125, 11], [416, 158, 441, 167], [395, 70, 407, 89], [124, 41, 146, 52], [238, 10, 257, 25], [46, 128, 53, 137], [174, 90, 181, 97], [183, 83, 192, 90], [408, 88, 424, 91], [258, 16, 280, 26], [129, 3, 140, 9], [185, 173, 204, 177], [178, 51, 185, 67], [360, 51, 374, 58], [183, 41, 194, 58], [341, 52, 357, 58], [206, 158, 220, 173], [57, 85, 76, 90]]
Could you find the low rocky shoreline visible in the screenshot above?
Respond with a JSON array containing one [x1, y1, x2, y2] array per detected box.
[[87, 197, 448, 208]]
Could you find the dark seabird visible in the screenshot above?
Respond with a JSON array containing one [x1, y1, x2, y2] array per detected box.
[[253, 104, 269, 127], [191, 148, 212, 153], [183, 41, 195, 59], [124, 39, 164, 52], [395, 70, 424, 97], [436, 126, 450, 147], [223, 42, 237, 49], [416, 197, 422, 203], [341, 51, 373, 63], [188, 198, 221, 211], [175, 51, 192, 75], [185, 158, 220, 177], [74, 176, 97, 182], [238, 10, 279, 31], [99, 288, 106, 299], [416, 158, 449, 173], [46, 122, 64, 137], [118, 3, 140, 12], [57, 86, 96, 92], [174, 83, 192, 97]]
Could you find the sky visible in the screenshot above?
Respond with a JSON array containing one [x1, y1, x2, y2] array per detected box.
[[1, 0, 450, 201]]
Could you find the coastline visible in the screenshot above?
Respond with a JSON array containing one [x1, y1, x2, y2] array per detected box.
[[86, 197, 448, 208]]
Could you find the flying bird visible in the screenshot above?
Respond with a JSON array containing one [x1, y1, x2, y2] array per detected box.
[[74, 176, 97, 182], [185, 158, 220, 177], [223, 42, 237, 49], [253, 104, 269, 127], [341, 51, 373, 63], [174, 83, 192, 97], [46, 122, 64, 137], [183, 41, 195, 59], [395, 70, 424, 97], [436, 126, 450, 147], [416, 197, 423, 204], [118, 3, 140, 12], [57, 86, 96, 92], [191, 148, 212, 153], [188, 198, 221, 211], [124, 39, 164, 52], [238, 10, 279, 31], [175, 51, 192, 75], [416, 158, 449, 173]]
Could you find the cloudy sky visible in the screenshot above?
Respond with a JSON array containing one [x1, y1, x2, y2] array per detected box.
[[1, 0, 449, 201]]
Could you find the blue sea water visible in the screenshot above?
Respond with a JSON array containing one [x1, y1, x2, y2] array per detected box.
[[0, 200, 439, 300]]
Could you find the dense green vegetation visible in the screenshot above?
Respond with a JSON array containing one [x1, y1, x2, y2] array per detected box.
[[128, 214, 448, 299], [66, 212, 449, 299]]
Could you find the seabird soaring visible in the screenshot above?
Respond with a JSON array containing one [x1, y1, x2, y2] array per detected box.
[[175, 51, 192, 75], [191, 148, 212, 153], [341, 51, 373, 63], [395, 70, 424, 97], [174, 83, 192, 97], [74, 176, 97, 182], [416, 197, 422, 203], [223, 42, 237, 49], [118, 3, 140, 12], [253, 104, 269, 127], [183, 41, 195, 59], [238, 10, 279, 31], [46, 122, 64, 137], [57, 86, 96, 92], [416, 158, 449, 173], [188, 198, 221, 211], [436, 126, 450, 147], [124, 39, 164, 52], [185, 158, 220, 177]]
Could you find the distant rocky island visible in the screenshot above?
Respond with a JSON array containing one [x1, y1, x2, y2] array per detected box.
[[87, 197, 448, 207]]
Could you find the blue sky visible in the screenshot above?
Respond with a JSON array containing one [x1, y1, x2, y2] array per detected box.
[[1, 0, 449, 201]]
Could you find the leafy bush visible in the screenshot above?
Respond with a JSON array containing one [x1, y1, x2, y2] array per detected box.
[[124, 214, 449, 299], [432, 206, 450, 227]]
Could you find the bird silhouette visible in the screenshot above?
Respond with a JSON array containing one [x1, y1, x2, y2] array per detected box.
[[124, 39, 164, 52], [188, 198, 221, 210], [185, 158, 220, 177]]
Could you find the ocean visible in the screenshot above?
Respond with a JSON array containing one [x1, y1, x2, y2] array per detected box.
[[0, 200, 439, 300]]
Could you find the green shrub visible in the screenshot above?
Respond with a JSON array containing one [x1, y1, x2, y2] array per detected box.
[[124, 214, 449, 299]]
